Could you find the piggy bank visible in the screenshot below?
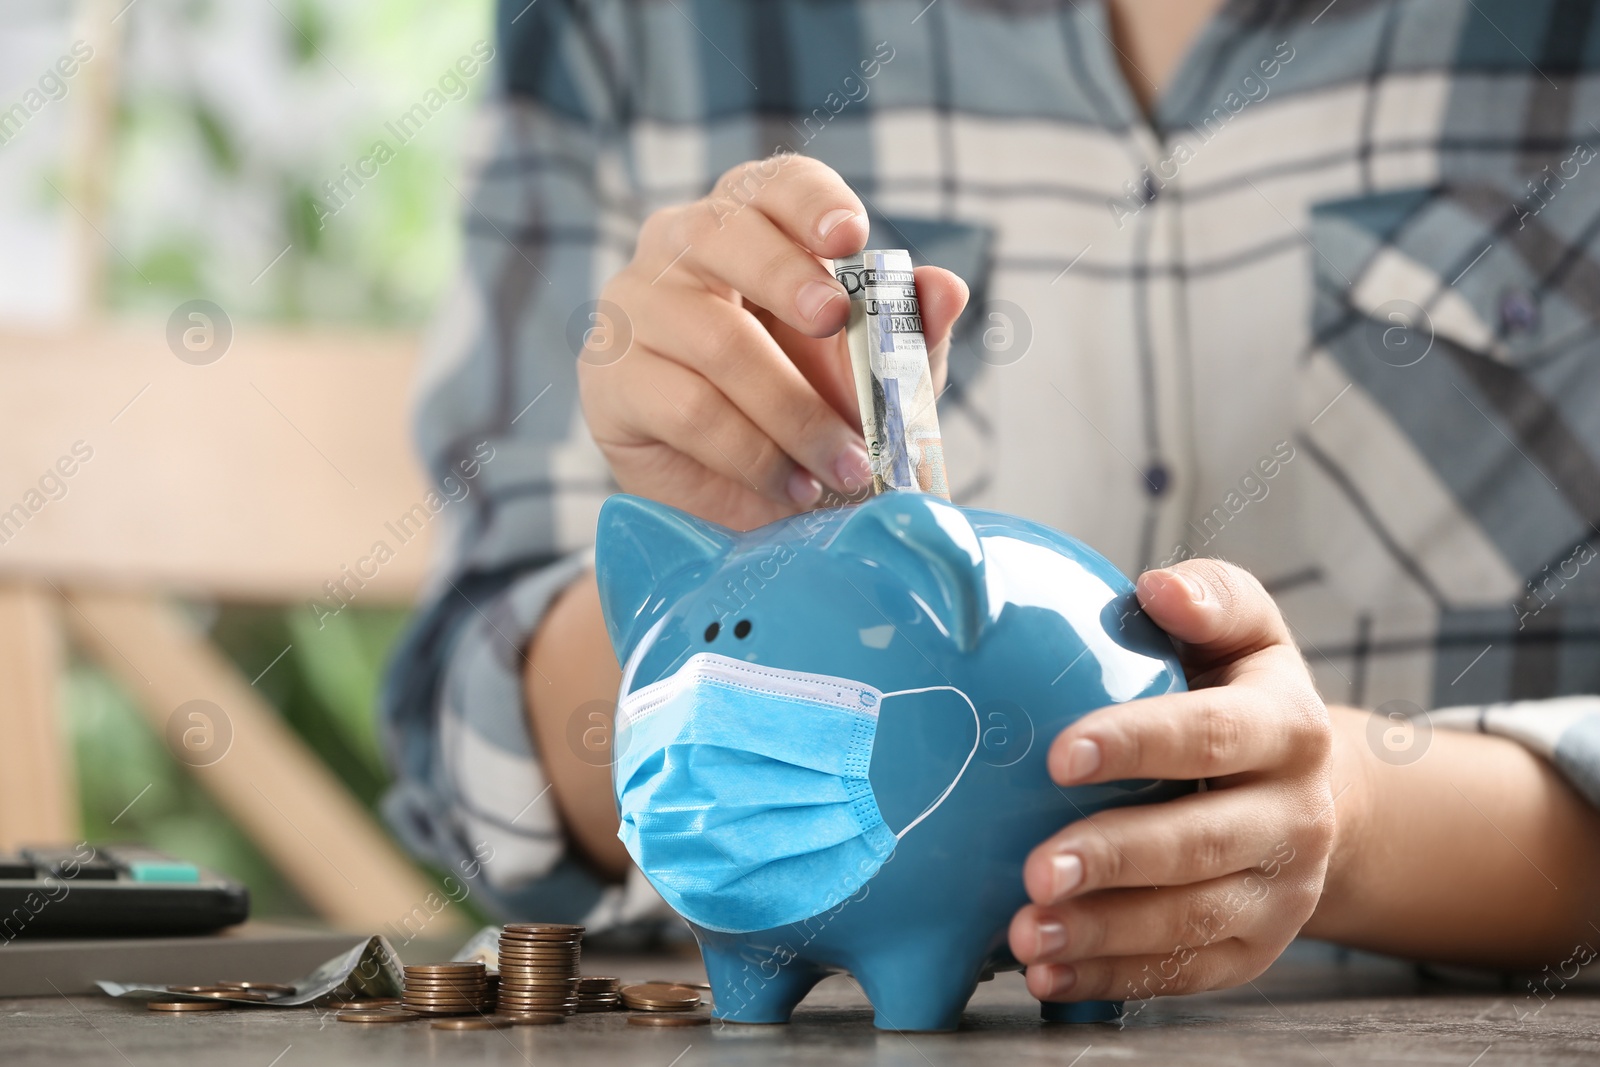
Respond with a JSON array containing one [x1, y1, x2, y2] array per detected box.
[[595, 491, 1192, 1031]]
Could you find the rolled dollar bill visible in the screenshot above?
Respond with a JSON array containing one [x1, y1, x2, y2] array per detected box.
[[832, 249, 950, 499]]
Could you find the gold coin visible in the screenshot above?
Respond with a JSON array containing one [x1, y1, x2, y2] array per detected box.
[[502, 1012, 564, 1025], [147, 998, 230, 1012], [215, 981, 296, 996], [338, 1009, 418, 1024], [628, 1014, 708, 1028], [502, 922, 584, 935]]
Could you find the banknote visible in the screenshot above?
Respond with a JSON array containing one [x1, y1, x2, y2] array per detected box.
[[832, 249, 950, 498]]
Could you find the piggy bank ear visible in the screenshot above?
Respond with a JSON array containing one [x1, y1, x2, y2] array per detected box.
[[830, 494, 989, 652], [595, 494, 735, 661]]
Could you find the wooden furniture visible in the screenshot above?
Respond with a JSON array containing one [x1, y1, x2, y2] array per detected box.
[[0, 323, 466, 933]]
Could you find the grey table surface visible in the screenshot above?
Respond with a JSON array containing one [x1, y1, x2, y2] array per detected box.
[[2, 945, 1595, 1066]]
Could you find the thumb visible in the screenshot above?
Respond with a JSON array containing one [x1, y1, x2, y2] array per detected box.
[[1135, 558, 1292, 670]]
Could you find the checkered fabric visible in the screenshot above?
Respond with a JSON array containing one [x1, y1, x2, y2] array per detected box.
[[380, 0, 1600, 926]]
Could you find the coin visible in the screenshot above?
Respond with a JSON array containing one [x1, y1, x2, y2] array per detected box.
[[147, 998, 230, 1012], [621, 984, 701, 1011], [503, 923, 584, 935], [578, 976, 620, 990], [402, 995, 486, 1004], [646, 979, 712, 991], [431, 1017, 512, 1031], [628, 1014, 709, 1028], [338, 1010, 418, 1024], [215, 981, 296, 996], [406, 965, 485, 977], [502, 1012, 564, 1025]]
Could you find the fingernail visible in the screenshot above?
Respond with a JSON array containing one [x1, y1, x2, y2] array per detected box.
[[817, 208, 859, 241], [787, 468, 823, 507], [835, 443, 872, 494], [1178, 571, 1206, 601], [1050, 853, 1084, 899], [797, 280, 844, 323], [1138, 570, 1169, 600], [1061, 739, 1101, 784], [1046, 964, 1077, 996], [1034, 918, 1068, 958]]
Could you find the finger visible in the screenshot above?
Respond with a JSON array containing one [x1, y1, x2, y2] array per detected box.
[[1022, 784, 1300, 903], [601, 436, 793, 533], [1010, 869, 1287, 966], [1024, 940, 1259, 1003], [916, 265, 968, 395], [1047, 683, 1327, 785], [1134, 558, 1293, 671], [593, 350, 823, 509], [672, 198, 854, 337], [712, 153, 870, 259], [611, 278, 872, 496]]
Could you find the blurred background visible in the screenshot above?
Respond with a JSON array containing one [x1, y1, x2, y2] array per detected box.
[[1, 0, 496, 929]]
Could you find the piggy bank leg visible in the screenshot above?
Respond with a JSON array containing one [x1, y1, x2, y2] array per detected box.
[[1041, 999, 1123, 1024], [852, 951, 981, 1032], [702, 943, 829, 1025]]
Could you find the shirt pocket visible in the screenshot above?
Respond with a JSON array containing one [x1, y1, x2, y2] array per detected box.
[[1298, 183, 1600, 698]]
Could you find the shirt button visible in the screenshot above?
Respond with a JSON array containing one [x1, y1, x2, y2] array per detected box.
[[1500, 287, 1538, 334], [1143, 462, 1170, 497]]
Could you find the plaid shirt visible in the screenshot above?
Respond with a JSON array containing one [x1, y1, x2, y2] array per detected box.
[[381, 0, 1600, 928]]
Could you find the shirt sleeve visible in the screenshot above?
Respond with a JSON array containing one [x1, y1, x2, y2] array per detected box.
[[378, 1, 670, 929], [1431, 695, 1600, 812]]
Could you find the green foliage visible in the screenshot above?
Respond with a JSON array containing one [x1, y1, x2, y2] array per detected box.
[[66, 658, 311, 919], [63, 0, 499, 929]]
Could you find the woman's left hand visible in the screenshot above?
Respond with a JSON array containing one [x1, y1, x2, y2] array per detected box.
[[1008, 558, 1338, 1004]]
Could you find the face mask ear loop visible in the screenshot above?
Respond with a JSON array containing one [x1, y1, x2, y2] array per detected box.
[[877, 685, 982, 840]]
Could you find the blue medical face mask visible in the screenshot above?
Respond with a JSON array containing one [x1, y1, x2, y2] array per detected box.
[[613, 651, 979, 934]]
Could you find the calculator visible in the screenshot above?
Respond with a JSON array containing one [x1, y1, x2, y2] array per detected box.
[[0, 844, 250, 939]]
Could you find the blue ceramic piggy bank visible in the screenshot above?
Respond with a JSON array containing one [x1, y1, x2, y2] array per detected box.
[[595, 491, 1191, 1032]]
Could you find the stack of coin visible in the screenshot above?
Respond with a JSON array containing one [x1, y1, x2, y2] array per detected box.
[[574, 975, 621, 1012], [620, 983, 701, 1013], [495, 923, 583, 1016], [401, 962, 492, 1016]]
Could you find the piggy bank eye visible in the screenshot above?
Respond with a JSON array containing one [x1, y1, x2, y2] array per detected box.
[[703, 622, 720, 642], [734, 619, 752, 639]]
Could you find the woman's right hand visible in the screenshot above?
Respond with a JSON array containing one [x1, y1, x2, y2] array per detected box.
[[577, 154, 969, 531]]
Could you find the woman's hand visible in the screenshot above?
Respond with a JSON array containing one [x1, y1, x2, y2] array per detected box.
[[1009, 558, 1338, 1004], [577, 154, 968, 531]]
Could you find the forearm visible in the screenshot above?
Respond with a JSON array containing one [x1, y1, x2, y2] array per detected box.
[[1307, 705, 1600, 968], [523, 569, 631, 879]]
